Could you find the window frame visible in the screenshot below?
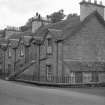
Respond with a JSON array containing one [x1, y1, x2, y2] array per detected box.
[[46, 64, 52, 81], [19, 44, 24, 57], [46, 38, 53, 55], [8, 47, 12, 58]]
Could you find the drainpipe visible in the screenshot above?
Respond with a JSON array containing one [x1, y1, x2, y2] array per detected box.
[[56, 41, 58, 83], [38, 44, 41, 81], [24, 45, 27, 63], [2, 45, 7, 77], [3, 50, 6, 76], [56, 40, 64, 83], [61, 42, 64, 83], [13, 48, 17, 73], [32, 40, 37, 81]]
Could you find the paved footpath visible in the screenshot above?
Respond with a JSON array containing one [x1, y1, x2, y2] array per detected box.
[[0, 79, 105, 105]]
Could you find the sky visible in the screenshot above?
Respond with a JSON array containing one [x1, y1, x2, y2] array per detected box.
[[0, 0, 105, 29]]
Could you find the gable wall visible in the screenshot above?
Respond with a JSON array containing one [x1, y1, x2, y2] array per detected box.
[[63, 16, 105, 62], [40, 38, 58, 78], [80, 3, 104, 21]]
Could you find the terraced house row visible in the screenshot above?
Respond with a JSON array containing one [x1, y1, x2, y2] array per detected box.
[[0, 0, 105, 85]]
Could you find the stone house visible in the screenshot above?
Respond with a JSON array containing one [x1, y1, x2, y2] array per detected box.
[[0, 0, 105, 84]]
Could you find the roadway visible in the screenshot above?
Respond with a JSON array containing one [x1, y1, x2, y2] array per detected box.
[[0, 79, 105, 105]]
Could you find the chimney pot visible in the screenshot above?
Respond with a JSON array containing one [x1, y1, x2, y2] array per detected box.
[[94, 0, 97, 4], [88, 0, 91, 3], [100, 1, 103, 5]]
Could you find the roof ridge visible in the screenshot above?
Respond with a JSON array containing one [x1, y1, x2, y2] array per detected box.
[[64, 11, 105, 43]]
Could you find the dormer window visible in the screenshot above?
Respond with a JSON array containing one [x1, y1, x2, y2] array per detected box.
[[47, 38, 52, 55]]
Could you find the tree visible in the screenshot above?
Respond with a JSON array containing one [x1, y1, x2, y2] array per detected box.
[[20, 26, 28, 32], [47, 9, 65, 23]]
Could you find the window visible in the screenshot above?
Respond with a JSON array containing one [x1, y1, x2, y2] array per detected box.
[[47, 38, 52, 55], [75, 72, 82, 83], [48, 38, 52, 46], [92, 71, 98, 82], [46, 64, 52, 81], [20, 45, 24, 57], [8, 64, 11, 75], [8, 48, 12, 58], [70, 72, 75, 84], [83, 72, 92, 83]]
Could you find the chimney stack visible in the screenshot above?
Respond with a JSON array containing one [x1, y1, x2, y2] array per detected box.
[[80, 0, 105, 21], [82, 0, 85, 2], [100, 1, 103, 5]]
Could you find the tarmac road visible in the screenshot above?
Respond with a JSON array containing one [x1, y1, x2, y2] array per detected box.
[[0, 79, 105, 105]]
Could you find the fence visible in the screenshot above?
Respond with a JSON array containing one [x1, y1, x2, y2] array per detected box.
[[16, 75, 79, 84], [0, 69, 105, 87]]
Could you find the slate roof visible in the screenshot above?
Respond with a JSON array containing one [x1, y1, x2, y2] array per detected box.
[[35, 11, 105, 43], [7, 11, 105, 45], [35, 15, 80, 40], [9, 31, 33, 39], [64, 11, 105, 43], [48, 29, 63, 40]]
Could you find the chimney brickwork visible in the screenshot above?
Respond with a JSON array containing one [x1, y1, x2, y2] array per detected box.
[[80, 0, 105, 21]]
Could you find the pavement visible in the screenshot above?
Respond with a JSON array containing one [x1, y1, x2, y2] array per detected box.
[[0, 79, 105, 105]]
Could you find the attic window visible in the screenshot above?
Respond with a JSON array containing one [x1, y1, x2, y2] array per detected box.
[[47, 38, 53, 55]]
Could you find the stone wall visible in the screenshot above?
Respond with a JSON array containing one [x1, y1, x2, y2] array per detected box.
[[64, 16, 105, 62]]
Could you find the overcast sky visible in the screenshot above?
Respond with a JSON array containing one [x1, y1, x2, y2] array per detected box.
[[0, 0, 105, 29]]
